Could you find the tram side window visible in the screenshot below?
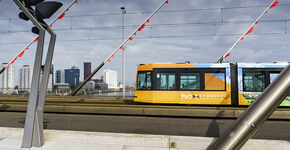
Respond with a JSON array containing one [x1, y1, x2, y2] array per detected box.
[[243, 73, 265, 92], [137, 72, 152, 90], [156, 73, 176, 90], [270, 73, 280, 83], [204, 73, 225, 91], [180, 73, 200, 90]]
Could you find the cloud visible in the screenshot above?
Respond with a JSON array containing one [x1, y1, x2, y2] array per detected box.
[[0, 0, 289, 86]]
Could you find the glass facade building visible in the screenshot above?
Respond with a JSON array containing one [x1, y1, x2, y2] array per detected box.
[[65, 66, 80, 89]]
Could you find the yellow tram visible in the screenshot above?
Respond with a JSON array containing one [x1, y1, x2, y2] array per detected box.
[[133, 62, 290, 106]]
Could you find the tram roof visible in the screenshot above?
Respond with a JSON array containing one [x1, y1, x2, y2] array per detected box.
[[138, 63, 231, 71], [237, 62, 289, 68], [137, 62, 289, 71]]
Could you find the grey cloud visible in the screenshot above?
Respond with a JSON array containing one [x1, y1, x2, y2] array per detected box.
[[0, 0, 289, 86]]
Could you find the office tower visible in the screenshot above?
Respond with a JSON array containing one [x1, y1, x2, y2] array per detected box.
[[50, 64, 54, 88], [0, 63, 15, 94], [84, 62, 91, 80], [65, 66, 80, 89], [103, 69, 117, 89], [19, 65, 31, 90], [47, 74, 53, 91], [56, 70, 65, 83]]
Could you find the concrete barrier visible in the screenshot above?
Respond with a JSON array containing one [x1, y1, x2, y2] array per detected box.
[[1, 104, 290, 119], [0, 127, 289, 150]]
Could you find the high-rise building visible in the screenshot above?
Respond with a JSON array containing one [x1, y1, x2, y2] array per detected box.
[[19, 65, 31, 91], [50, 64, 54, 87], [103, 69, 117, 89], [65, 66, 80, 89], [39, 65, 54, 91], [47, 74, 53, 91], [84, 62, 91, 80], [0, 63, 15, 94], [56, 70, 65, 83]]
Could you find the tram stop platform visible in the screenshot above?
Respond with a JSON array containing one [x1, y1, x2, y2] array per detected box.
[[0, 127, 289, 150]]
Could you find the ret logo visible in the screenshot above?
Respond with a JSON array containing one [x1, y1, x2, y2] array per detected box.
[[181, 94, 224, 100]]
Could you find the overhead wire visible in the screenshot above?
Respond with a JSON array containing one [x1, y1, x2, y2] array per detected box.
[[0, 32, 289, 45], [2, 2, 289, 20], [0, 19, 288, 35]]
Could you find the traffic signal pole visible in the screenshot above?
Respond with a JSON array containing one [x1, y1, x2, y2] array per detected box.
[[206, 64, 290, 150], [13, 0, 46, 148], [13, 0, 62, 148], [33, 27, 57, 147]]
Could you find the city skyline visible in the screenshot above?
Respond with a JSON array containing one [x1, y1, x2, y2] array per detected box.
[[0, 62, 124, 90]]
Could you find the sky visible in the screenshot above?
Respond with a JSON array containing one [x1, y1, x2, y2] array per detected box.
[[0, 0, 289, 86]]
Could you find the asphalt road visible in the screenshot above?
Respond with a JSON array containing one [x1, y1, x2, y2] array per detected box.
[[0, 112, 289, 141]]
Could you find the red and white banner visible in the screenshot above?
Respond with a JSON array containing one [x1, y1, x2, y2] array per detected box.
[[217, 0, 279, 63], [1, 0, 78, 72]]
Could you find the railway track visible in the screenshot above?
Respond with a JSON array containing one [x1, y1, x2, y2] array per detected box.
[[0, 96, 130, 104], [0, 96, 289, 120]]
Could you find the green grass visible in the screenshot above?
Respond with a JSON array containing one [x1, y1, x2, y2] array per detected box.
[[280, 99, 290, 106], [245, 96, 290, 106]]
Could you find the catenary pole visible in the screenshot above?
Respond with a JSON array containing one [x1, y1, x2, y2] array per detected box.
[[70, 0, 169, 96], [206, 64, 290, 150], [217, 0, 278, 63]]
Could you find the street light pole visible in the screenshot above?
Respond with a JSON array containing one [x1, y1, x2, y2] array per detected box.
[[121, 7, 126, 98]]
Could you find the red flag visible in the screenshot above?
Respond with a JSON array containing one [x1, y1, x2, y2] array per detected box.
[[58, 12, 65, 19], [25, 47, 29, 50], [66, 9, 70, 11], [265, 10, 268, 14], [112, 54, 115, 57], [133, 32, 137, 36], [49, 24, 53, 27], [74, 0, 78, 3], [241, 37, 244, 40], [138, 24, 145, 31], [246, 27, 254, 35], [10, 58, 16, 64], [270, 0, 279, 9], [165, 0, 168, 4], [224, 53, 230, 58], [129, 37, 133, 40], [120, 46, 124, 49], [33, 37, 39, 42], [255, 21, 258, 24], [18, 51, 25, 57], [107, 59, 111, 62], [146, 19, 150, 23]]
